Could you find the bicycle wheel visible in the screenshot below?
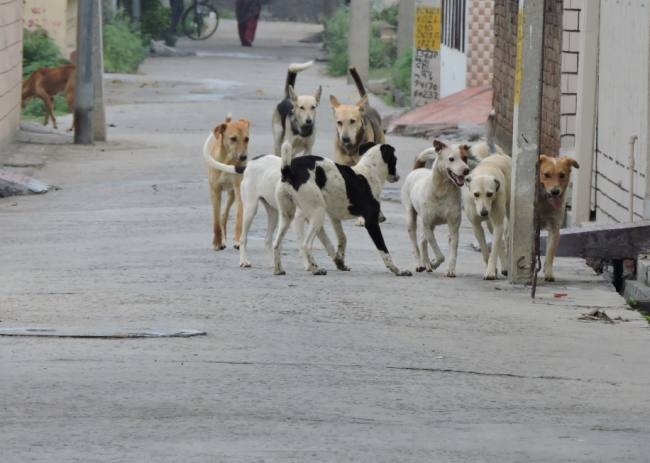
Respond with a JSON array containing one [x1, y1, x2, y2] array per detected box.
[[181, 1, 219, 40]]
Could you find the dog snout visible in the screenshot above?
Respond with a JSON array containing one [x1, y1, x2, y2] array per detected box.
[[463, 167, 470, 176], [480, 208, 489, 217], [238, 153, 248, 161], [305, 118, 313, 126], [341, 135, 351, 144], [550, 187, 561, 197]]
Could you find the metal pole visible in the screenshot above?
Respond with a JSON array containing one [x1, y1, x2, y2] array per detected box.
[[132, 0, 141, 28], [508, 0, 545, 284], [397, 0, 415, 59], [347, 0, 370, 86], [92, 0, 107, 142], [74, 0, 96, 145]]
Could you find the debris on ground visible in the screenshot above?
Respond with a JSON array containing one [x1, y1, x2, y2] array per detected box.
[[578, 310, 629, 323]]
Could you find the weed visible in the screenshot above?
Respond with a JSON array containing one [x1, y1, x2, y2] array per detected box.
[[22, 28, 66, 77]]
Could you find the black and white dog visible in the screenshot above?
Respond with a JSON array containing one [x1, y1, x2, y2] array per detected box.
[[272, 61, 322, 157], [272, 142, 412, 277]]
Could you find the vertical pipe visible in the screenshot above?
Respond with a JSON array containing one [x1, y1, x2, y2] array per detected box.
[[629, 135, 638, 222], [74, 0, 95, 145]]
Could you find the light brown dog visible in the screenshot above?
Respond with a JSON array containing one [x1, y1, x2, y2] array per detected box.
[[538, 154, 579, 281], [203, 116, 250, 250], [22, 64, 76, 130], [330, 67, 385, 166]]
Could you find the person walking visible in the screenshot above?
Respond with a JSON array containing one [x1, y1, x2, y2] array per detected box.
[[235, 0, 262, 46]]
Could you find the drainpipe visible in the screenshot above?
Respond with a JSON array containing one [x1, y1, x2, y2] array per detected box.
[[629, 135, 638, 222]]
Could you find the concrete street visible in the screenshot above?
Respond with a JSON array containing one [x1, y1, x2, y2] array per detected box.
[[1, 20, 650, 462]]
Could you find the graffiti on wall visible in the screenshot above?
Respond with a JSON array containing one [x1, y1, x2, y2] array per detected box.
[[412, 6, 441, 107]]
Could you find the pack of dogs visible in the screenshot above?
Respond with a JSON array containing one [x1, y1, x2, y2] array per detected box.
[[201, 61, 580, 281]]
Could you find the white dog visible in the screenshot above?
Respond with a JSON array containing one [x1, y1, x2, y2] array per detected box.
[[272, 61, 321, 157], [202, 140, 335, 268], [401, 140, 470, 277], [273, 142, 411, 277], [463, 154, 512, 280]]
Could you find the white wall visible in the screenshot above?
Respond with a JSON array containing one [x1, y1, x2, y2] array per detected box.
[[593, 0, 649, 222], [440, 45, 467, 98]]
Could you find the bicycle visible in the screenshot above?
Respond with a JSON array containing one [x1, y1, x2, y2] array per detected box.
[[181, 0, 220, 40]]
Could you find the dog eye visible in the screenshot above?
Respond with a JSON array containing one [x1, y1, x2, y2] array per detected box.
[[486, 192, 493, 198], [462, 156, 468, 163], [543, 172, 551, 178], [244, 137, 249, 142], [337, 121, 343, 126], [299, 106, 305, 110], [311, 106, 316, 110], [449, 157, 455, 162], [559, 173, 566, 179], [229, 136, 237, 142], [350, 119, 356, 124], [474, 192, 480, 198]]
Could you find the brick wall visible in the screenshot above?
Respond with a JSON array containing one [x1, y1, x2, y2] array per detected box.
[[492, 0, 562, 156], [560, 0, 581, 149], [0, 0, 22, 150]]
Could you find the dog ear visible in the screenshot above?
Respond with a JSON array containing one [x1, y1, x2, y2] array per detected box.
[[563, 156, 580, 169], [329, 95, 340, 109], [493, 178, 501, 192], [314, 85, 322, 104], [356, 94, 368, 110], [238, 118, 251, 128], [213, 123, 227, 137], [287, 85, 298, 103], [359, 142, 376, 156], [433, 139, 447, 153], [539, 154, 553, 164], [224, 114, 232, 123]]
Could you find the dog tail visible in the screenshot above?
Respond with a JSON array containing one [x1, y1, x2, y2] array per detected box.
[[285, 60, 314, 97], [202, 131, 245, 174], [412, 148, 437, 170], [348, 67, 366, 98], [280, 140, 293, 182]]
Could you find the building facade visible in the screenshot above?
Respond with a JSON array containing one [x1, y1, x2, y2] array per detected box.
[[0, 0, 22, 149]]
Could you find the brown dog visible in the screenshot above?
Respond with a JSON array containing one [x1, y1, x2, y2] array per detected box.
[[538, 154, 579, 281], [22, 64, 76, 130], [203, 116, 250, 250], [330, 67, 385, 166]]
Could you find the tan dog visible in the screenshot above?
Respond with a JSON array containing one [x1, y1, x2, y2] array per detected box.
[[463, 154, 512, 280], [22, 64, 76, 130], [203, 116, 250, 250], [330, 67, 385, 166], [538, 154, 579, 281]]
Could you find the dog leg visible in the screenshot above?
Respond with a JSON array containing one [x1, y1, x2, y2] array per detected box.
[[221, 189, 235, 244], [544, 227, 560, 282], [364, 220, 411, 276], [239, 198, 259, 268], [424, 226, 445, 271], [471, 220, 490, 264], [210, 187, 226, 250], [263, 202, 278, 266], [293, 209, 311, 271], [329, 218, 350, 271], [233, 180, 244, 249], [302, 209, 327, 275], [419, 238, 432, 272], [484, 222, 504, 280], [446, 216, 461, 278], [272, 203, 295, 275], [406, 208, 425, 272]]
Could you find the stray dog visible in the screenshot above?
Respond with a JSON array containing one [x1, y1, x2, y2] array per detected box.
[[330, 67, 384, 166], [538, 154, 579, 281], [463, 154, 512, 280], [272, 61, 322, 156], [22, 64, 76, 130], [273, 142, 411, 277], [202, 116, 250, 250], [401, 140, 470, 277], [202, 142, 336, 268]]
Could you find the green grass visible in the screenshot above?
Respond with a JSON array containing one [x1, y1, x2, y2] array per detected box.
[[22, 94, 70, 121]]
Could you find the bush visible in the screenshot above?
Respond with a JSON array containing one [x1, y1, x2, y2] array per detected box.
[[121, 0, 177, 45], [323, 6, 349, 76], [102, 13, 148, 73], [22, 28, 66, 77], [390, 49, 412, 106]]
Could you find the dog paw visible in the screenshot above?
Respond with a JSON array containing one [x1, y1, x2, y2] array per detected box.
[[240, 261, 252, 268], [274, 269, 286, 276], [397, 270, 412, 277], [213, 244, 226, 251], [430, 258, 445, 270], [446, 271, 456, 278], [483, 273, 497, 280], [312, 268, 328, 276], [544, 274, 555, 282], [416, 266, 426, 273], [233, 244, 240, 250], [501, 269, 508, 276]]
